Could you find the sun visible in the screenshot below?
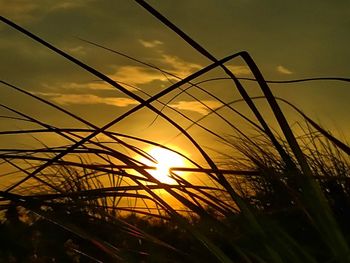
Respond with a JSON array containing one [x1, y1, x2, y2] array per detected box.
[[140, 147, 187, 184]]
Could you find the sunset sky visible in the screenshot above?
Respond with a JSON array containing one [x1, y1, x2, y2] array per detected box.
[[1, 0, 349, 163]]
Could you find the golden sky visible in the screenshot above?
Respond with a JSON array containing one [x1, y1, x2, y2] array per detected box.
[[1, 0, 350, 162]]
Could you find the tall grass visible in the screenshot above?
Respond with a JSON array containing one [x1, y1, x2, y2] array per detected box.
[[1, 2, 350, 262]]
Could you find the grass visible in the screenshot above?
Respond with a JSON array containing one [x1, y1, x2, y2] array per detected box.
[[1, 1, 350, 262]]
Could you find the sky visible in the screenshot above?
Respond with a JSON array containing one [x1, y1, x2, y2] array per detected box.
[[1, 0, 350, 164]]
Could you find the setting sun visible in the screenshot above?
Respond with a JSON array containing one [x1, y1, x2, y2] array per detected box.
[[140, 147, 187, 184]]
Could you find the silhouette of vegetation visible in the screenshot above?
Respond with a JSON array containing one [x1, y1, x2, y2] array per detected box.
[[1, 1, 350, 262]]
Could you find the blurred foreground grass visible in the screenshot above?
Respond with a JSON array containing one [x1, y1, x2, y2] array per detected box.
[[1, 1, 350, 262]]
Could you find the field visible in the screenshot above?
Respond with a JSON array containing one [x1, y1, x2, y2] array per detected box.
[[1, 1, 350, 262]]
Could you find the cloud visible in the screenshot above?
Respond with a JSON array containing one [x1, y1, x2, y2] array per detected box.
[[276, 65, 293, 75], [40, 52, 204, 91], [33, 92, 138, 107], [0, 0, 94, 22], [160, 54, 202, 79], [110, 66, 169, 86], [109, 54, 203, 86], [139, 39, 163, 48], [226, 65, 251, 75], [49, 0, 92, 10], [0, 0, 37, 22], [66, 45, 87, 56], [33, 91, 62, 97], [62, 82, 115, 90], [169, 100, 222, 115], [42, 80, 137, 92]]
